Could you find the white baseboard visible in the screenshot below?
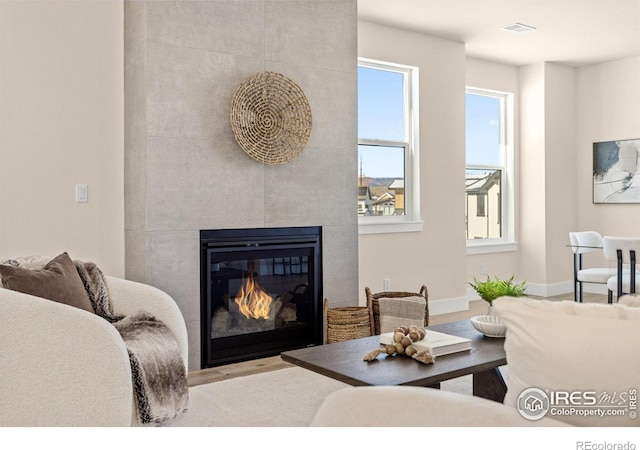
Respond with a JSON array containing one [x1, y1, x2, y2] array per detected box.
[[524, 281, 572, 297], [522, 281, 608, 297], [430, 296, 469, 316], [430, 281, 609, 317]]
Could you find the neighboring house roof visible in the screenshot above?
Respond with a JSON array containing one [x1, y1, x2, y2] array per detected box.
[[466, 170, 500, 193], [373, 192, 394, 205], [361, 178, 404, 205], [389, 179, 404, 189], [369, 186, 389, 199]]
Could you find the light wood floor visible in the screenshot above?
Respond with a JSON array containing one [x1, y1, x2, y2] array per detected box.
[[188, 292, 607, 387]]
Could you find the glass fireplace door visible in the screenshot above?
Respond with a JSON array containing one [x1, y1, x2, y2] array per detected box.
[[200, 227, 322, 368], [207, 248, 314, 339]]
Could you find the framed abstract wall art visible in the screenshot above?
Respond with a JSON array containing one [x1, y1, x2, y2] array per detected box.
[[593, 138, 640, 203]]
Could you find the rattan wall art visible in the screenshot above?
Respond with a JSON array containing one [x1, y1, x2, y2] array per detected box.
[[230, 71, 312, 165]]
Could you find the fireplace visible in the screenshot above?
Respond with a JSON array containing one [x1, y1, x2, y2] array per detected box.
[[200, 227, 323, 368]]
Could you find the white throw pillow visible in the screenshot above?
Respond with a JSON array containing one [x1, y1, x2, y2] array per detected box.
[[494, 296, 640, 427]]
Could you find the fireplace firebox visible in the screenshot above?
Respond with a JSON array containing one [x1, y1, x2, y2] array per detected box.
[[200, 227, 323, 368]]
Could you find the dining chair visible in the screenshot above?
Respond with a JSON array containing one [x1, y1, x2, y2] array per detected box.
[[602, 236, 640, 301], [569, 231, 613, 303]]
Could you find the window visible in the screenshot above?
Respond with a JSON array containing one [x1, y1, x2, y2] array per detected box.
[[476, 194, 486, 217], [357, 58, 421, 234], [465, 88, 515, 252]]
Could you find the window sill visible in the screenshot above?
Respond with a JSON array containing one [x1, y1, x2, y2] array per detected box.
[[358, 220, 424, 235], [466, 241, 518, 255]]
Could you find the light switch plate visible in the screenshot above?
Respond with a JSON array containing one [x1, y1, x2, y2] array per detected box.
[[76, 185, 88, 203]]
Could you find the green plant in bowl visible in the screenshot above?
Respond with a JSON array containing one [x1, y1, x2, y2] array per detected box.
[[468, 275, 527, 305]]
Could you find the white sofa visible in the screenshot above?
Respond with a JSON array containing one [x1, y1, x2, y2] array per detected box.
[[0, 276, 188, 427], [313, 295, 640, 427], [311, 384, 566, 427]]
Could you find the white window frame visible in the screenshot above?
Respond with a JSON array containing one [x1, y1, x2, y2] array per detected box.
[[465, 87, 516, 254], [358, 58, 422, 235]]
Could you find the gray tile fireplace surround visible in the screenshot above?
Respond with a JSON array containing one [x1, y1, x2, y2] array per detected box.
[[123, 1, 358, 371]]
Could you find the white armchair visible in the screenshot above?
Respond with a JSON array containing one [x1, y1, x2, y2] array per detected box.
[[0, 276, 188, 426]]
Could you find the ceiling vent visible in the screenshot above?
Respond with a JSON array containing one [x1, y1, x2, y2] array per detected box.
[[501, 22, 536, 33]]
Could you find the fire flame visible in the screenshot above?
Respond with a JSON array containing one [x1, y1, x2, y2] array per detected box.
[[234, 264, 272, 320]]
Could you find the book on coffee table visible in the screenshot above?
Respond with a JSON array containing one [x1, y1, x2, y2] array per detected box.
[[380, 330, 472, 357]]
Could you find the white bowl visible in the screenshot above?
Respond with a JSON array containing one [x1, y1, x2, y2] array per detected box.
[[470, 315, 506, 338]]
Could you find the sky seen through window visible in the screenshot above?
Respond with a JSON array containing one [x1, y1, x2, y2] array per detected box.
[[358, 67, 501, 178]]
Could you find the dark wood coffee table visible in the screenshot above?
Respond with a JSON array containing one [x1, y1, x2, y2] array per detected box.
[[280, 319, 507, 402]]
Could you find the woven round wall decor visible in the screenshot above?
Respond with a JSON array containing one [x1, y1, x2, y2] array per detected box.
[[230, 71, 312, 165]]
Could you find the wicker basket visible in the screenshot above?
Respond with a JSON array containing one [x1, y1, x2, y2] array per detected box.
[[365, 285, 429, 335], [323, 298, 374, 344]]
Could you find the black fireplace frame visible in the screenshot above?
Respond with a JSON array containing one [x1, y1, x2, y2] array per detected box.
[[200, 226, 323, 368]]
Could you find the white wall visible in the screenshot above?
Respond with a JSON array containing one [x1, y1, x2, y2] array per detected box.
[[0, 1, 124, 276], [470, 57, 640, 294], [357, 21, 467, 312], [358, 25, 611, 302], [517, 62, 578, 294], [543, 63, 577, 286], [515, 64, 549, 289], [576, 56, 640, 239]]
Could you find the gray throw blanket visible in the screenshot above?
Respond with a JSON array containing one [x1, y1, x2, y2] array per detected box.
[[1, 256, 189, 424], [74, 261, 189, 424], [111, 313, 189, 424]]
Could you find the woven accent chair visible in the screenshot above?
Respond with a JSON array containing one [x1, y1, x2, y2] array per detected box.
[[365, 285, 429, 335]]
